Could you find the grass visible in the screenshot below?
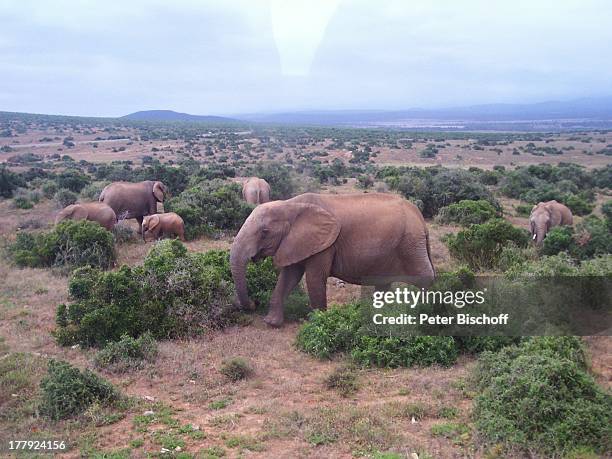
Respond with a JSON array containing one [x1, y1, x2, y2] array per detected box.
[[324, 365, 359, 397]]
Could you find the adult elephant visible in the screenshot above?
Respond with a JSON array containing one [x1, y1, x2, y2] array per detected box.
[[529, 200, 573, 245], [99, 181, 167, 232], [55, 202, 117, 231], [230, 193, 435, 327], [242, 177, 271, 205]]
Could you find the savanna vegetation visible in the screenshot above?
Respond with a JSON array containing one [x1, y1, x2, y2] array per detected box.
[[1, 112, 610, 457]]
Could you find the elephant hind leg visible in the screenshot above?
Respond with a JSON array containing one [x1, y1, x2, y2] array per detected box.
[[399, 240, 435, 288]]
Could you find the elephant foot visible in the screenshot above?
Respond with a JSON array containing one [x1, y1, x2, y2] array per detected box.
[[263, 313, 284, 328]]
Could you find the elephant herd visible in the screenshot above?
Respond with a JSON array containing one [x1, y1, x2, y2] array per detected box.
[[53, 176, 573, 327]]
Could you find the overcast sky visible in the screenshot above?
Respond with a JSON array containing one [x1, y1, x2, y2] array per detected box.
[[1, 0, 611, 117]]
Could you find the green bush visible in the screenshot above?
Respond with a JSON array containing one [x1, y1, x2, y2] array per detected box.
[[39, 360, 119, 420], [386, 167, 498, 218], [40, 179, 59, 198], [472, 338, 610, 456], [54, 188, 78, 207], [444, 219, 529, 270], [79, 182, 108, 201], [513, 203, 532, 217], [165, 180, 253, 239], [13, 196, 34, 209], [56, 169, 91, 193], [94, 333, 158, 373], [1, 165, 24, 198], [55, 241, 241, 347], [542, 217, 612, 260], [219, 357, 253, 381], [436, 200, 498, 226], [9, 220, 115, 270], [564, 194, 595, 216], [351, 335, 458, 368]]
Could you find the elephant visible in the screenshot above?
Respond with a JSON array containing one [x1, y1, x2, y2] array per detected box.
[[529, 200, 573, 244], [242, 177, 271, 205], [55, 202, 117, 231], [99, 181, 168, 232], [142, 212, 186, 242], [230, 193, 435, 327]]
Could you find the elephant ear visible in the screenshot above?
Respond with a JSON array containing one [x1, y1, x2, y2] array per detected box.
[[274, 203, 340, 267], [147, 214, 160, 231], [153, 182, 165, 202]]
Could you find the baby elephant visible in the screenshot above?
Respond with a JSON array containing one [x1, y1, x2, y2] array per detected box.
[[55, 202, 117, 231], [142, 213, 186, 242], [529, 200, 573, 245]]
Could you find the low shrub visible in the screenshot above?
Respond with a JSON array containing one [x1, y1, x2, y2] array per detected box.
[[1, 165, 24, 198], [444, 219, 529, 270], [112, 220, 136, 243], [220, 357, 253, 381], [165, 179, 253, 239], [54, 188, 78, 208], [436, 200, 498, 226], [94, 333, 158, 373], [55, 240, 238, 347], [513, 203, 532, 217], [324, 365, 359, 397], [564, 194, 595, 216], [472, 338, 610, 456], [79, 182, 108, 201], [39, 360, 119, 420], [9, 220, 115, 270]]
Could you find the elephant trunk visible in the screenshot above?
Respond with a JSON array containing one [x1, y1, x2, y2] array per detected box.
[[534, 224, 546, 245], [230, 235, 256, 310]]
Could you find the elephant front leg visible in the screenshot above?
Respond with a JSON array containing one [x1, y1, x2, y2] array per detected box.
[[136, 216, 144, 234], [265, 264, 304, 327], [305, 265, 329, 310]]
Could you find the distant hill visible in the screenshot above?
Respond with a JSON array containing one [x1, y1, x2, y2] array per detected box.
[[122, 110, 237, 123], [238, 97, 612, 127]]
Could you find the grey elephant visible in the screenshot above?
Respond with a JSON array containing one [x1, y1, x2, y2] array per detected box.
[[142, 212, 186, 242], [529, 200, 573, 244], [242, 177, 271, 205], [230, 193, 435, 327], [55, 202, 117, 231], [99, 181, 168, 232]]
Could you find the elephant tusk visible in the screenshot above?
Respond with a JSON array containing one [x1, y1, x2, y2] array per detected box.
[[532, 233, 537, 240]]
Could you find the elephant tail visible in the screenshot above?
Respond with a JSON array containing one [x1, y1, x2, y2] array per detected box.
[[99, 187, 107, 203]]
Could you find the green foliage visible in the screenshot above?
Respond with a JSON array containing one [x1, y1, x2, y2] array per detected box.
[[295, 303, 363, 359], [219, 357, 253, 381], [444, 219, 529, 270], [436, 199, 498, 226], [56, 169, 91, 192], [94, 333, 158, 373], [9, 220, 115, 270], [39, 360, 119, 420], [247, 161, 296, 199], [351, 335, 458, 368], [564, 194, 595, 215], [80, 182, 108, 201], [513, 203, 532, 217], [13, 196, 34, 209], [385, 167, 499, 217], [54, 188, 78, 207], [165, 179, 253, 239], [55, 241, 240, 347], [0, 165, 24, 197], [542, 217, 612, 260], [472, 338, 611, 456]]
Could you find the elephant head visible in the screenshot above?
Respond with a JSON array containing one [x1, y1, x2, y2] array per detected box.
[[530, 206, 551, 245], [230, 202, 340, 310], [142, 214, 160, 242], [55, 204, 87, 225], [153, 181, 168, 202]]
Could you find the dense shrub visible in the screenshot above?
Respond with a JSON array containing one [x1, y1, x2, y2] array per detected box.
[[40, 179, 59, 198], [542, 217, 612, 260], [79, 182, 108, 201], [165, 179, 253, 239], [9, 220, 115, 270], [54, 188, 78, 207], [386, 167, 499, 217], [39, 360, 119, 420], [436, 200, 498, 226], [0, 165, 24, 197], [472, 338, 610, 456], [134, 163, 190, 194], [564, 193, 595, 215], [56, 170, 91, 193], [444, 219, 529, 270], [55, 242, 278, 347], [94, 333, 158, 373]]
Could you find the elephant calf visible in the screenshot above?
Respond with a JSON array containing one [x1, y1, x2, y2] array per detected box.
[[242, 177, 271, 205], [142, 213, 186, 242], [55, 202, 117, 231], [230, 193, 435, 327], [529, 200, 573, 245]]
